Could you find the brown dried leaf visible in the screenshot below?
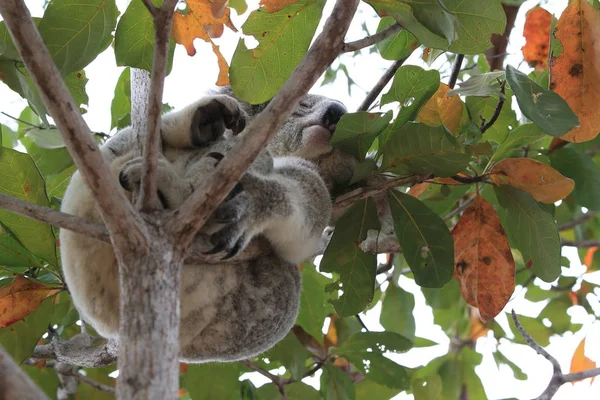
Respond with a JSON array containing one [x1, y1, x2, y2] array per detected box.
[[452, 196, 515, 322], [259, 0, 300, 13], [416, 83, 463, 134], [570, 338, 597, 382], [490, 158, 574, 204], [0, 275, 60, 328], [408, 183, 429, 198], [550, 0, 600, 142], [522, 7, 552, 71]]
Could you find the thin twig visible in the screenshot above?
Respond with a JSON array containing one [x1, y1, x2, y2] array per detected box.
[[480, 80, 506, 134], [443, 195, 476, 221], [448, 54, 464, 89], [1, 111, 42, 128], [511, 310, 562, 373], [0, 193, 110, 242], [0, 0, 144, 251], [169, 0, 361, 247], [355, 315, 370, 331], [558, 211, 599, 231], [341, 23, 402, 53], [139, 0, 179, 212], [240, 360, 288, 399], [66, 371, 115, 394], [357, 58, 406, 112], [561, 239, 600, 248], [333, 175, 424, 210]]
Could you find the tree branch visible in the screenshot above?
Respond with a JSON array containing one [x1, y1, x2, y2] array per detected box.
[[0, 193, 109, 242], [169, 0, 361, 247], [448, 54, 464, 89], [31, 332, 118, 369], [333, 175, 425, 210], [139, 0, 179, 212], [0, 346, 49, 400], [0, 0, 144, 251], [480, 80, 506, 134], [510, 310, 600, 400], [54, 363, 115, 395], [341, 22, 402, 53], [559, 211, 599, 231], [357, 58, 406, 112]]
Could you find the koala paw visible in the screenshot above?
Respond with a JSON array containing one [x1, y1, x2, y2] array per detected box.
[[204, 185, 252, 259], [190, 96, 246, 147], [119, 156, 182, 208]]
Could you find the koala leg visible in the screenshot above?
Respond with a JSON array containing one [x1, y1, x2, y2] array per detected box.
[[118, 155, 191, 209]]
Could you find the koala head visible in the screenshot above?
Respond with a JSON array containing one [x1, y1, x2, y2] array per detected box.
[[218, 88, 357, 193]]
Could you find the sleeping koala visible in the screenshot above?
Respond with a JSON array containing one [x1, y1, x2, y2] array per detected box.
[[60, 89, 355, 363]]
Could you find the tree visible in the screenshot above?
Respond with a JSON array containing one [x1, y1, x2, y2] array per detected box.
[[0, 0, 599, 399]]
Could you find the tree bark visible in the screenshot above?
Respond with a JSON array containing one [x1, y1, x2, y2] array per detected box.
[[0, 346, 49, 400]]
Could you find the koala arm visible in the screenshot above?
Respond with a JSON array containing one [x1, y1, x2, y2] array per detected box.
[[238, 157, 332, 264]]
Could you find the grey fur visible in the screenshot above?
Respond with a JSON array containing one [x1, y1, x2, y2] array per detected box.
[[60, 90, 355, 362]]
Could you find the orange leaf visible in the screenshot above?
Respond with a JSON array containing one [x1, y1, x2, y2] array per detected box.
[[550, 0, 600, 142], [469, 308, 489, 341], [0, 275, 60, 328], [570, 338, 597, 383], [211, 43, 230, 86], [172, 0, 237, 56], [408, 183, 429, 198], [259, 0, 300, 13], [416, 83, 463, 134], [452, 196, 515, 322], [522, 7, 552, 71], [211, 0, 228, 18], [584, 246, 597, 268], [490, 158, 575, 204]]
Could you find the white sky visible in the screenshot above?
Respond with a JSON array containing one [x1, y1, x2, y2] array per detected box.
[[2, 0, 600, 399]]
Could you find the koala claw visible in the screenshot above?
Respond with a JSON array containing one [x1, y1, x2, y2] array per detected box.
[[190, 97, 246, 147]]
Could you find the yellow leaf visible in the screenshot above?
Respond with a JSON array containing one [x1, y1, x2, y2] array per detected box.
[[550, 0, 600, 142], [490, 158, 575, 204], [469, 308, 490, 340], [522, 7, 552, 71], [0, 275, 60, 328], [416, 83, 463, 135], [570, 338, 596, 383], [452, 196, 515, 322]]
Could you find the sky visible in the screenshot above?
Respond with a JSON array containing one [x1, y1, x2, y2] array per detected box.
[[2, 0, 600, 399]]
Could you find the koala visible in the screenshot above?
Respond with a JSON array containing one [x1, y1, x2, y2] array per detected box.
[[59, 88, 356, 363]]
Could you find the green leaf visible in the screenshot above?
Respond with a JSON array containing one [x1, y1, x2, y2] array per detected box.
[[491, 124, 545, 164], [186, 363, 240, 400], [230, 0, 325, 104], [64, 70, 89, 113], [1, 124, 18, 149], [388, 190, 454, 288], [466, 91, 517, 143], [0, 22, 21, 60], [0, 225, 43, 270], [111, 68, 132, 130], [24, 128, 65, 149], [0, 61, 49, 125], [265, 333, 311, 381], [438, 358, 462, 399], [459, 348, 486, 399], [550, 148, 600, 211], [447, 71, 506, 97], [376, 17, 418, 60], [286, 382, 321, 400], [355, 379, 401, 400], [321, 199, 380, 317], [505, 65, 579, 137], [540, 296, 572, 334], [331, 112, 392, 161], [380, 283, 415, 341], [114, 0, 175, 74], [494, 186, 560, 282], [494, 351, 527, 380], [22, 365, 60, 398], [412, 375, 442, 400], [229, 0, 248, 15], [320, 362, 356, 400], [507, 313, 551, 347], [46, 164, 77, 200], [335, 332, 411, 389], [37, 0, 118, 76], [0, 148, 57, 265], [366, 0, 506, 54], [383, 123, 470, 177], [0, 295, 68, 363], [380, 66, 439, 138], [296, 264, 329, 344]]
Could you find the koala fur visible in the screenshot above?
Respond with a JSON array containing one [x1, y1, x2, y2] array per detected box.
[[59, 89, 355, 363]]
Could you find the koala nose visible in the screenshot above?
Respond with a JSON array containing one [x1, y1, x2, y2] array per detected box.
[[322, 102, 347, 132]]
